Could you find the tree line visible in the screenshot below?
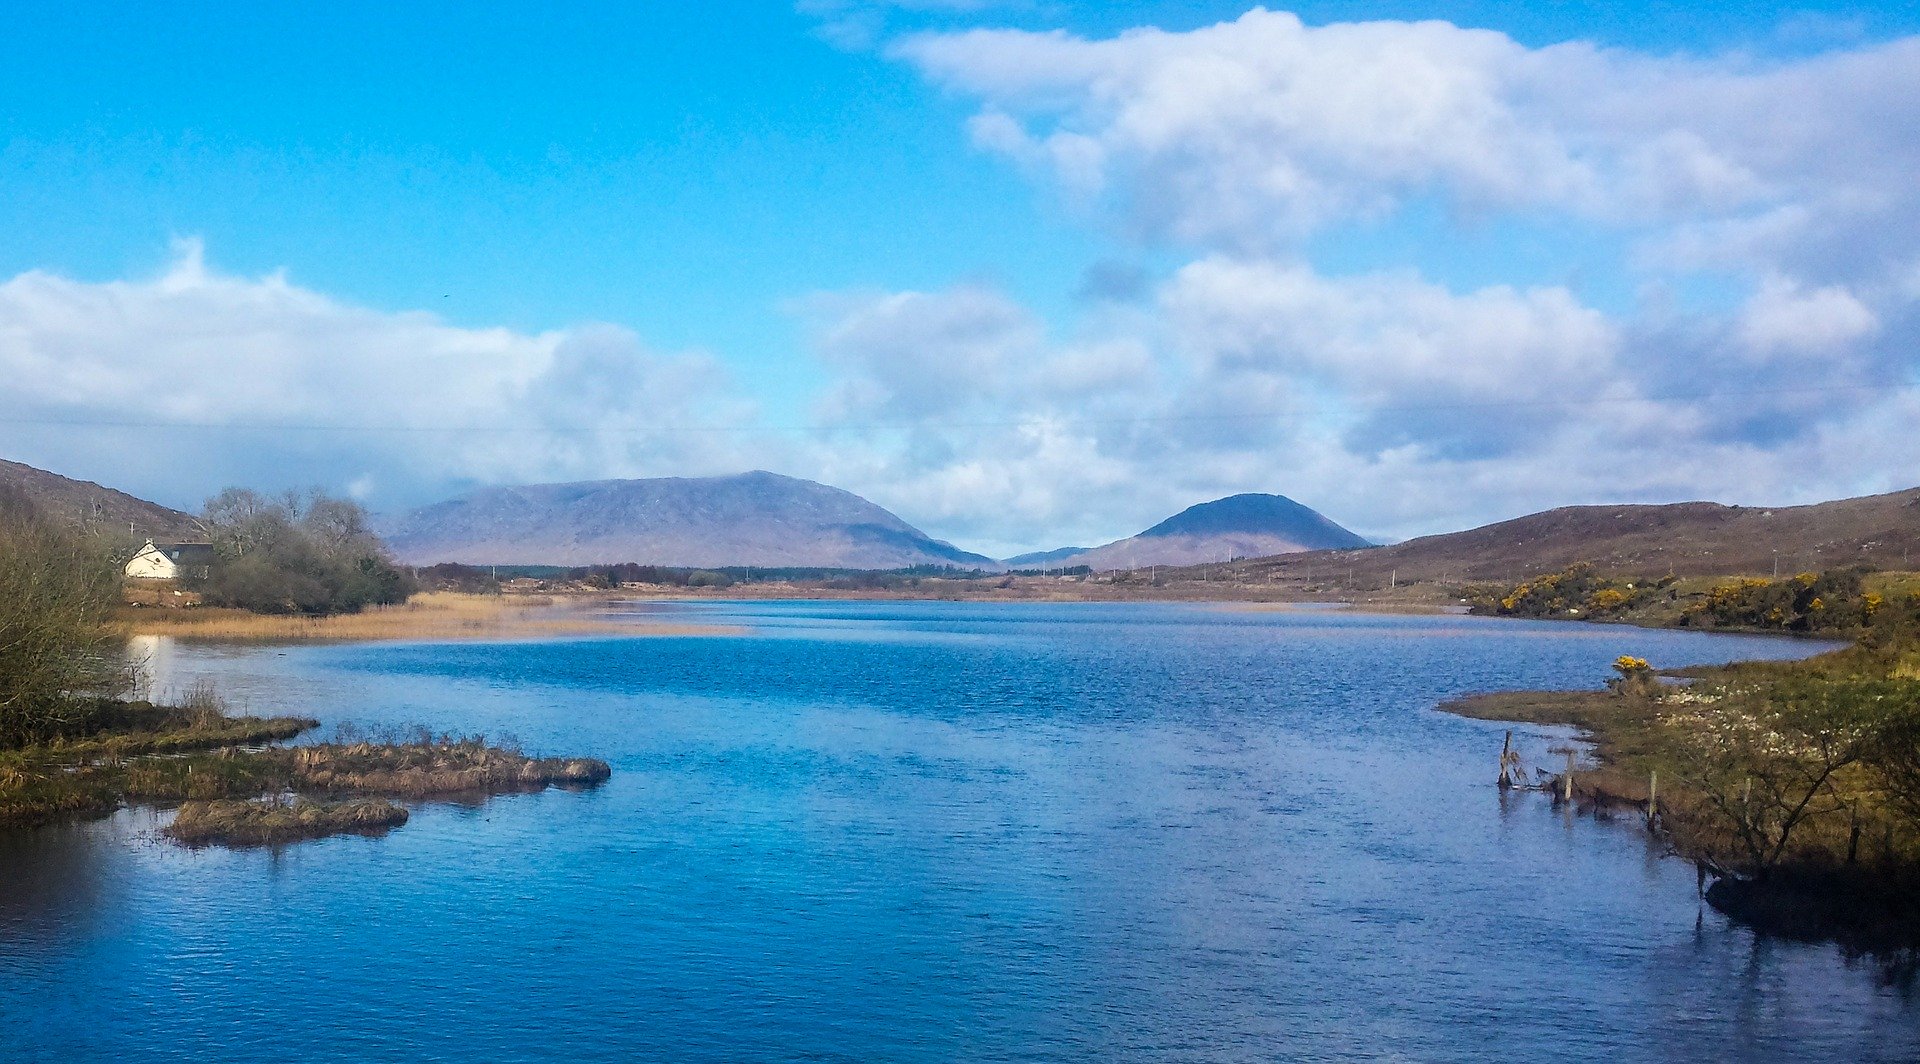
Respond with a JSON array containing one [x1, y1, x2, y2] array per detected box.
[[191, 488, 412, 615]]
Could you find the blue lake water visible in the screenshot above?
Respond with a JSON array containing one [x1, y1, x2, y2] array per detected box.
[[2, 601, 1916, 1062]]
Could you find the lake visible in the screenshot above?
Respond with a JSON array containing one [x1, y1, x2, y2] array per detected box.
[[2, 601, 1915, 1062]]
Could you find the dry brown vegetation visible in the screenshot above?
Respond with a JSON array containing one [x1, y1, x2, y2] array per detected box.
[[288, 736, 611, 796], [121, 591, 727, 642], [1243, 486, 1920, 593], [166, 797, 409, 847], [3, 728, 612, 840]]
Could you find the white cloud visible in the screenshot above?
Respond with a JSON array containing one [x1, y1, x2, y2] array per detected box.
[[1163, 258, 1617, 401], [1736, 275, 1879, 360], [897, 9, 1920, 270], [2, 242, 1915, 558], [800, 284, 1043, 418], [0, 244, 756, 511], [852, 10, 1920, 546]]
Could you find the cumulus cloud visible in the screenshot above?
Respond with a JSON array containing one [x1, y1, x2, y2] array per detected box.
[[1160, 257, 1623, 458], [0, 241, 756, 512], [1736, 275, 1879, 360], [854, 9, 1920, 545], [898, 8, 1920, 274], [800, 284, 1044, 418]]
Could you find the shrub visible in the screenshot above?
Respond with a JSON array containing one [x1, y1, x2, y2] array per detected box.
[[0, 487, 134, 747], [1487, 563, 1658, 619], [1682, 568, 1874, 633]]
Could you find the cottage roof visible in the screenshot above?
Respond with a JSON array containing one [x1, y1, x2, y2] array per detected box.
[[149, 542, 216, 564]]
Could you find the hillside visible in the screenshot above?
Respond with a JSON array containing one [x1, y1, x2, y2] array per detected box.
[[382, 471, 1000, 569], [1238, 487, 1920, 590], [0, 458, 202, 541], [1004, 546, 1092, 568], [1043, 493, 1372, 571]]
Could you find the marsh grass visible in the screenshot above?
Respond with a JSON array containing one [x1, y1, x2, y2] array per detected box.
[[289, 735, 611, 796], [119, 591, 724, 643], [165, 796, 409, 847], [0, 683, 607, 841]]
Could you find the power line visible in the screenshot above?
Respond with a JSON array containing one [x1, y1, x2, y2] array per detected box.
[[0, 377, 1913, 438]]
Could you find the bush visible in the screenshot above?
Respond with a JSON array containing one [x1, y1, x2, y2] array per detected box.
[[0, 486, 134, 747], [1485, 563, 1661, 619], [414, 563, 502, 594], [1683, 568, 1874, 632]]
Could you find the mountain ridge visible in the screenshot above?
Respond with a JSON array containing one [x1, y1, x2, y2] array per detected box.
[[382, 471, 1000, 569], [0, 458, 204, 541], [1237, 487, 1920, 588]]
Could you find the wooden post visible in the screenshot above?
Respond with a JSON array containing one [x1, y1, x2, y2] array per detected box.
[[1499, 730, 1513, 788], [1647, 769, 1658, 831], [1562, 749, 1576, 804]]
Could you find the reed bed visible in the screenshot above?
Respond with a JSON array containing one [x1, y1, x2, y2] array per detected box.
[[289, 738, 611, 796], [122, 591, 726, 642], [165, 797, 409, 847]]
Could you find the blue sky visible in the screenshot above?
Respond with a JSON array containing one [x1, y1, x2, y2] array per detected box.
[[3, 2, 1918, 554]]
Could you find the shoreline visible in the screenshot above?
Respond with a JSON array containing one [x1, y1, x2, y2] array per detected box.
[[119, 591, 741, 644], [1436, 647, 1920, 952]]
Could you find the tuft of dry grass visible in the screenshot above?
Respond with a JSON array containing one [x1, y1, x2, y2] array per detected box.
[[289, 737, 611, 796], [121, 591, 730, 643], [165, 796, 408, 847]]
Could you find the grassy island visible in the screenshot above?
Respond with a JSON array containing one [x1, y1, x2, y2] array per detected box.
[[1447, 566, 1920, 951], [166, 797, 410, 847], [1, 705, 614, 845]]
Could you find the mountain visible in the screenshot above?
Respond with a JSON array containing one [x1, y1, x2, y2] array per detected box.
[[382, 471, 1001, 570], [1239, 487, 1920, 589], [1003, 546, 1093, 568], [1041, 493, 1372, 571], [0, 458, 203, 541]]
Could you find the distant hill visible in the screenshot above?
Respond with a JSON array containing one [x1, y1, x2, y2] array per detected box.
[[1241, 487, 1920, 589], [1003, 546, 1093, 568], [0, 458, 202, 541], [382, 471, 1001, 570], [1041, 493, 1372, 571]]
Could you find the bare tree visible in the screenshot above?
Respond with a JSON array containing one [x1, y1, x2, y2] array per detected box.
[[1662, 679, 1900, 878]]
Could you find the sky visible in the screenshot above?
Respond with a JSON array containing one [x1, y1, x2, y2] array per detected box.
[[3, 1, 1918, 557]]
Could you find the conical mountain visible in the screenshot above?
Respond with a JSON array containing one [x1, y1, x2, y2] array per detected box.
[[1026, 493, 1370, 570]]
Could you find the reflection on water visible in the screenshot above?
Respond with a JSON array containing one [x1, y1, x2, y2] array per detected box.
[[3, 602, 1914, 1062]]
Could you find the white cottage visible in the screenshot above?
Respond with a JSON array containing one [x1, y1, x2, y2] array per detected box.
[[125, 540, 215, 581]]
